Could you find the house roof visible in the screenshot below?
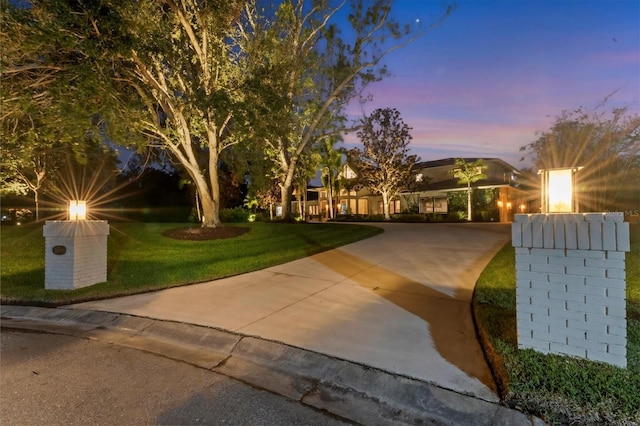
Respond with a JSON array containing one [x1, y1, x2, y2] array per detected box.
[[414, 157, 520, 173], [329, 156, 522, 193], [423, 177, 513, 191], [409, 157, 522, 193]]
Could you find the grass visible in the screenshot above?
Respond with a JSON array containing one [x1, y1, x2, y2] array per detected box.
[[474, 224, 640, 425], [4, 219, 639, 422], [1, 221, 383, 306]]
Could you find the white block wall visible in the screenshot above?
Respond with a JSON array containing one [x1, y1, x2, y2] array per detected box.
[[44, 221, 110, 290], [512, 213, 629, 368]]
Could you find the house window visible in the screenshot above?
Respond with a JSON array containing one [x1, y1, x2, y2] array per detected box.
[[420, 197, 448, 213], [342, 165, 357, 180], [379, 200, 401, 214], [340, 201, 348, 215]]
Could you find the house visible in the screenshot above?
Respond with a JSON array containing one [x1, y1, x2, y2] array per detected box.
[[293, 157, 529, 222], [406, 158, 528, 222]]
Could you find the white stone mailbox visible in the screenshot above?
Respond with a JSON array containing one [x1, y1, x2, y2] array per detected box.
[[512, 213, 629, 368], [43, 220, 110, 290]]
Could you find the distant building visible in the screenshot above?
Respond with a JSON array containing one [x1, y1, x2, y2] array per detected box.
[[293, 157, 530, 222]]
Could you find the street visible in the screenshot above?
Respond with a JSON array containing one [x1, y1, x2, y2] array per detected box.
[[0, 330, 349, 426]]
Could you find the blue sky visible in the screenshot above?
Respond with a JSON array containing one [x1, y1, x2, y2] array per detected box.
[[342, 0, 640, 168]]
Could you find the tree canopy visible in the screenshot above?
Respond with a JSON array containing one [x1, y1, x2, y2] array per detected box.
[[448, 158, 487, 221], [2, 0, 454, 224], [521, 106, 640, 212], [239, 0, 454, 219], [350, 107, 419, 220], [1, 0, 117, 218]]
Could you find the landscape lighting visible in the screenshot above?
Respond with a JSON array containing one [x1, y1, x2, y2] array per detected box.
[[68, 200, 87, 221], [538, 167, 583, 213]]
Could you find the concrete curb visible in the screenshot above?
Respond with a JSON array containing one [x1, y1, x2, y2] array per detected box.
[[1, 305, 542, 425]]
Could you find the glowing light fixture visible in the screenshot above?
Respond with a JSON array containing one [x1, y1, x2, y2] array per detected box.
[[538, 167, 583, 213], [68, 200, 87, 221]]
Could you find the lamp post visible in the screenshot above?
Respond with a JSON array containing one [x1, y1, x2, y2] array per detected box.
[[538, 167, 583, 213], [43, 200, 109, 290], [512, 165, 630, 368]]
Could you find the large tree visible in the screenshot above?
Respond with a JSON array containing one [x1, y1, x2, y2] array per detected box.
[[448, 158, 487, 222], [350, 107, 419, 220], [1, 1, 115, 219], [241, 0, 454, 219], [521, 106, 640, 212], [110, 0, 252, 227], [3, 0, 253, 228]]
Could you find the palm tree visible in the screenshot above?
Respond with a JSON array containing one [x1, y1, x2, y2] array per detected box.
[[449, 158, 487, 221], [319, 137, 345, 220]]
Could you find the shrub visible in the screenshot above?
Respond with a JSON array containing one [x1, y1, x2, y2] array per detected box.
[[391, 214, 426, 222], [219, 206, 250, 223]]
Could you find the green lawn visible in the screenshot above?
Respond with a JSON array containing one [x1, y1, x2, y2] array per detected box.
[[474, 224, 640, 425], [1, 222, 382, 306]]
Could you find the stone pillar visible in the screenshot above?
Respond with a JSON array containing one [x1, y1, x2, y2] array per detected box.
[[43, 220, 110, 290], [512, 213, 629, 368]]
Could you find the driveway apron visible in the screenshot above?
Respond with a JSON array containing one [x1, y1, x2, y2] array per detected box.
[[71, 222, 511, 402]]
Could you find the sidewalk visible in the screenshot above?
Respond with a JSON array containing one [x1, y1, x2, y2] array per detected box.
[[70, 222, 510, 401]]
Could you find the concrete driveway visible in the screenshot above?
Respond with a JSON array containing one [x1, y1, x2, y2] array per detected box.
[[71, 222, 511, 402]]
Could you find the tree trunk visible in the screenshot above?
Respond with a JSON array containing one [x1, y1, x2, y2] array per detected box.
[[280, 184, 293, 219], [200, 195, 219, 228], [302, 182, 308, 220], [327, 184, 334, 220], [382, 191, 391, 220], [34, 190, 39, 222], [467, 183, 472, 221], [297, 190, 303, 218], [207, 150, 222, 227], [191, 172, 221, 228]]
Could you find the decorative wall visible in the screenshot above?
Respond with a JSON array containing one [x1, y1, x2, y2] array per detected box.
[[512, 213, 630, 368]]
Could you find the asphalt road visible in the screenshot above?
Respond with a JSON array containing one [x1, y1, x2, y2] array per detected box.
[[0, 330, 350, 426]]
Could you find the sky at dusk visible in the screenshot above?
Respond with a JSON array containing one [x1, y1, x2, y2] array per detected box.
[[342, 0, 640, 169]]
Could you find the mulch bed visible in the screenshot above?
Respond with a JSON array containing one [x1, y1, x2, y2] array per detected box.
[[161, 226, 250, 241]]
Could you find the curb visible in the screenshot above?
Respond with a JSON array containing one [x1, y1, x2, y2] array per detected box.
[[1, 305, 541, 425]]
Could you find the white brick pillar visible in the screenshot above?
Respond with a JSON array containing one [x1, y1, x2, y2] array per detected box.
[[43, 220, 110, 290], [512, 213, 630, 368]]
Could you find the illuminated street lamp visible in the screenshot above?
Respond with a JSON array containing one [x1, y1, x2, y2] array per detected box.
[[538, 167, 583, 213], [68, 200, 87, 221], [45, 199, 108, 290]]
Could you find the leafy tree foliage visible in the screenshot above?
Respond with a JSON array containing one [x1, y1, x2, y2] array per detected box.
[[2, 0, 454, 225], [448, 158, 487, 221], [108, 0, 251, 227], [3, 0, 252, 227], [350, 108, 419, 220], [293, 149, 322, 220], [319, 136, 345, 219], [240, 0, 455, 219], [521, 106, 640, 212], [1, 0, 116, 219]]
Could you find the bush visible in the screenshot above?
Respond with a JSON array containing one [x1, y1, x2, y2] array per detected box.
[[219, 206, 250, 223], [391, 214, 426, 222], [116, 206, 191, 223]]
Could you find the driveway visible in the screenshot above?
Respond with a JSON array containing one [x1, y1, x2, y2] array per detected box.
[[71, 222, 511, 402]]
